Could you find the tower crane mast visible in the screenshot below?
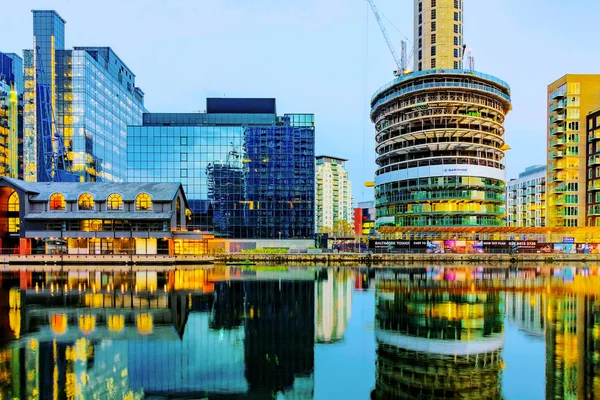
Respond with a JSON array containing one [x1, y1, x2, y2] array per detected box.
[[366, 0, 406, 76]]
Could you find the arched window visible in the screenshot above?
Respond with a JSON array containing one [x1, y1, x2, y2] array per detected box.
[[7, 192, 19, 212], [107, 193, 123, 211], [176, 197, 182, 228], [49, 193, 65, 211], [78, 193, 95, 211], [136, 193, 152, 211]]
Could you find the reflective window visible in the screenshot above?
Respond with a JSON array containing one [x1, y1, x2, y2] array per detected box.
[[49, 193, 66, 211], [107, 193, 123, 211], [8, 192, 19, 212], [78, 193, 95, 210], [136, 193, 152, 211]]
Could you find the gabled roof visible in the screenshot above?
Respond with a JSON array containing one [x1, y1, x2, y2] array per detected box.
[[0, 177, 189, 206]]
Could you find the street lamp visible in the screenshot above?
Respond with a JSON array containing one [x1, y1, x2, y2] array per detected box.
[[279, 231, 282, 241]]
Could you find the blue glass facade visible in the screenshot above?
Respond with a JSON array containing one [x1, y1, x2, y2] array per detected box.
[[24, 10, 145, 183], [0, 51, 23, 179], [127, 99, 315, 239]]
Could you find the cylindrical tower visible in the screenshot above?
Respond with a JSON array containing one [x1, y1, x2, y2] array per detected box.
[[414, 0, 464, 71], [373, 270, 504, 399], [371, 70, 511, 228]]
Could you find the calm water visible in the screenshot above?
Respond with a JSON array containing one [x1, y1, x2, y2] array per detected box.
[[0, 265, 595, 399]]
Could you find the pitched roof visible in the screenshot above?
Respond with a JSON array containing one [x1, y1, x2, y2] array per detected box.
[[0, 177, 186, 204]]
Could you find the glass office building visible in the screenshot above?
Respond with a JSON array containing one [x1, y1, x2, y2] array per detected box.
[[24, 10, 145, 183], [0, 51, 23, 179], [128, 98, 315, 239]]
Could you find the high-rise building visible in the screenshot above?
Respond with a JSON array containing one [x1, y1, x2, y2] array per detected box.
[[547, 75, 600, 227], [586, 108, 600, 226], [372, 1, 511, 229], [413, 0, 464, 71], [506, 165, 546, 227], [0, 52, 23, 179], [315, 155, 353, 233], [128, 98, 315, 239], [24, 10, 145, 183]]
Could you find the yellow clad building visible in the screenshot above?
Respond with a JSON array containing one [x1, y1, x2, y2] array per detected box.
[[547, 75, 600, 227]]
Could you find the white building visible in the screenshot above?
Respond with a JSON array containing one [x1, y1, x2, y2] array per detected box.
[[506, 165, 546, 227], [315, 156, 353, 233]]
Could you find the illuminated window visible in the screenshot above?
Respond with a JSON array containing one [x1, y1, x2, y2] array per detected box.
[[49, 193, 66, 211], [136, 193, 152, 211], [7, 192, 19, 212], [8, 218, 19, 233], [78, 193, 94, 210], [107, 193, 123, 210]]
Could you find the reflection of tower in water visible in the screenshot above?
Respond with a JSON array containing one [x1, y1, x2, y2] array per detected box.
[[315, 269, 353, 343], [373, 276, 504, 399], [545, 291, 600, 399]]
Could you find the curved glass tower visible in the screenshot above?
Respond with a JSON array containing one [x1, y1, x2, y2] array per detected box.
[[371, 0, 512, 228]]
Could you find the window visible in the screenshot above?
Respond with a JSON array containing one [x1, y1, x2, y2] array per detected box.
[[454, 48, 459, 58], [8, 192, 19, 212], [454, 36, 459, 46], [431, 21, 436, 31], [431, 46, 436, 56], [49, 193, 65, 211], [418, 50, 422, 60], [419, 14, 422, 24], [107, 193, 123, 211], [454, 24, 459, 33], [78, 193, 94, 211], [431, 59, 436, 68], [176, 197, 182, 228], [596, 192, 600, 203], [568, 121, 579, 131], [431, 0, 436, 6], [418, 26, 422, 36], [454, 61, 459, 69], [181, 169, 188, 178], [431, 9, 436, 19], [136, 193, 152, 211], [180, 137, 187, 146], [419, 38, 422, 48], [418, 62, 422, 71], [418, 2, 422, 12], [454, 12, 458, 21], [180, 153, 188, 162], [454, 0, 460, 8], [431, 34, 436, 44], [567, 109, 580, 119]]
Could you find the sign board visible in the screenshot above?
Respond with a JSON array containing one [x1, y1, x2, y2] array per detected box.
[[563, 237, 575, 244]]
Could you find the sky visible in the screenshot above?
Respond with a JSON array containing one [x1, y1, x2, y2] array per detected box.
[[2, 0, 600, 202]]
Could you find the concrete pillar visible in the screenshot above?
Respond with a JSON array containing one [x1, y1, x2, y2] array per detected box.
[[19, 239, 31, 255]]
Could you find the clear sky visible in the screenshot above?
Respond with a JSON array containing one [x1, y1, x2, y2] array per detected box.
[[3, 0, 600, 202]]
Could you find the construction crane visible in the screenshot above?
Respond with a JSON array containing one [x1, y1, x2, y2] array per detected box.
[[366, 0, 407, 77], [35, 46, 71, 182]]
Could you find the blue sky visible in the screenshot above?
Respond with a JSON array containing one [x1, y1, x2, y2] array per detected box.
[[3, 0, 599, 202]]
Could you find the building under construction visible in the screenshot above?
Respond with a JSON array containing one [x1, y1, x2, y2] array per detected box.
[[370, 0, 512, 230]]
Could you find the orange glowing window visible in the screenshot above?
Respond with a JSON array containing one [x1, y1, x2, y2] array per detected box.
[[135, 193, 152, 211], [49, 193, 66, 211], [78, 193, 94, 211]]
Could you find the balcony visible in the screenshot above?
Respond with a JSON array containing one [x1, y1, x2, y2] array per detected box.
[[550, 114, 566, 124], [550, 150, 566, 159], [550, 138, 566, 147], [589, 206, 600, 216], [550, 88, 566, 100], [554, 184, 566, 193], [589, 131, 600, 142], [590, 156, 600, 166], [549, 126, 566, 136], [589, 181, 600, 191]]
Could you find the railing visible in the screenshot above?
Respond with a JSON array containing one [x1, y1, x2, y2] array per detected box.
[[371, 69, 511, 103], [371, 81, 511, 115]]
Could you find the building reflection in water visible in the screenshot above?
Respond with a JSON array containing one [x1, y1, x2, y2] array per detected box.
[[0, 266, 324, 399], [372, 268, 505, 400], [315, 269, 353, 343]]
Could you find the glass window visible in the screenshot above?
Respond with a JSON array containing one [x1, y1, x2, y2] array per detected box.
[[107, 193, 123, 210], [49, 193, 66, 211], [78, 193, 95, 210], [136, 193, 152, 211], [8, 192, 19, 212]]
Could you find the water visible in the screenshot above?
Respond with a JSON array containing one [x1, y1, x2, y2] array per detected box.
[[0, 264, 595, 399]]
